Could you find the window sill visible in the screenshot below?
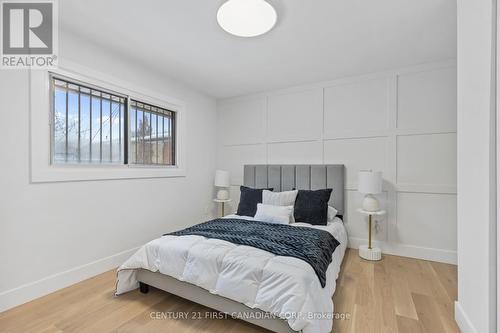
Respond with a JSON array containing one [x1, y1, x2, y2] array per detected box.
[[31, 165, 186, 183]]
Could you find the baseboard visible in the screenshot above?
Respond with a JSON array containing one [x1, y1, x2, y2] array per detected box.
[[348, 237, 457, 264], [0, 247, 139, 313], [455, 301, 478, 333]]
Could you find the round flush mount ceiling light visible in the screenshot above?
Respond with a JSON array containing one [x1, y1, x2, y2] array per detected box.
[[217, 0, 277, 37]]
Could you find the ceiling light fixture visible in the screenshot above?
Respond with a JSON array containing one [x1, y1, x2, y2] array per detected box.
[[217, 0, 277, 37]]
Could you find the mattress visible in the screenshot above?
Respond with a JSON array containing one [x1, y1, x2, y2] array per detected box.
[[116, 216, 347, 333]]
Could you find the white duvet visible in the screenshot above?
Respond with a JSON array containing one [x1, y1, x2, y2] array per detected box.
[[116, 215, 347, 333]]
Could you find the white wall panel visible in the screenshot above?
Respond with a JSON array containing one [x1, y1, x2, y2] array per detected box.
[[396, 192, 457, 251], [268, 141, 323, 164], [217, 97, 266, 145], [324, 137, 388, 185], [397, 133, 457, 186], [217, 144, 267, 185], [267, 89, 323, 142], [324, 78, 389, 136], [397, 67, 457, 131], [216, 61, 457, 264]]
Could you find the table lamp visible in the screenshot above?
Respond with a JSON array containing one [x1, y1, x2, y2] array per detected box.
[[358, 170, 382, 212], [215, 170, 230, 200]]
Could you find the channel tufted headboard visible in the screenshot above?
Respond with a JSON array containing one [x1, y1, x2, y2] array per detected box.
[[243, 164, 345, 217]]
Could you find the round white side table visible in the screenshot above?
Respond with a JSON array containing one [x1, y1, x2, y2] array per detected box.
[[356, 209, 386, 261]]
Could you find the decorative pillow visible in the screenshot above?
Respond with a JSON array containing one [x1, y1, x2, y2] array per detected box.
[[293, 189, 333, 225], [254, 203, 293, 224], [236, 186, 273, 217], [262, 189, 298, 206], [328, 206, 339, 222]]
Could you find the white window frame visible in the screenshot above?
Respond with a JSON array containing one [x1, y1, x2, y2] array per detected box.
[[30, 61, 187, 182]]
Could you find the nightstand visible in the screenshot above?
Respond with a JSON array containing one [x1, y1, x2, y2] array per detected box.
[[214, 199, 232, 217], [356, 209, 386, 261]]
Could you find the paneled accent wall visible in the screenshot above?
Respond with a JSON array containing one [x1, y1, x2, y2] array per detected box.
[[216, 60, 457, 264]]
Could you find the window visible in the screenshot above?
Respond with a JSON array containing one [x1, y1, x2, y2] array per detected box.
[[51, 75, 176, 166], [129, 100, 175, 166]]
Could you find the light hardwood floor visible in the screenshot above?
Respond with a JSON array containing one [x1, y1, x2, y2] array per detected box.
[[0, 249, 458, 333]]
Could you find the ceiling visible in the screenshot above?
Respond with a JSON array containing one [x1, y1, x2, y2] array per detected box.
[[60, 0, 456, 99]]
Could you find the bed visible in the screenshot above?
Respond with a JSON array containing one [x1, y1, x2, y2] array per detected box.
[[116, 164, 347, 333]]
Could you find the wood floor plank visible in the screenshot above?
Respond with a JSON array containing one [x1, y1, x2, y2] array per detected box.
[[0, 249, 458, 333], [396, 315, 425, 333], [60, 289, 166, 332], [373, 260, 398, 333], [383, 255, 419, 320], [429, 261, 458, 302], [0, 271, 115, 332], [397, 256, 434, 297], [411, 293, 447, 333], [354, 302, 383, 333]]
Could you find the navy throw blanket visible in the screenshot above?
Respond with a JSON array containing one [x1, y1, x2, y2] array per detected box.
[[165, 218, 340, 288]]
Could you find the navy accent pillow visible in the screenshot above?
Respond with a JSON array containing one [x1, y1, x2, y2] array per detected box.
[[293, 189, 333, 225], [236, 186, 273, 217]]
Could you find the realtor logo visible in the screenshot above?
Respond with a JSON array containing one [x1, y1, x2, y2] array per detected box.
[[1, 0, 58, 68]]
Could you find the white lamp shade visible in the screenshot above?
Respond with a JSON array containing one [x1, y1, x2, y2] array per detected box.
[[215, 170, 230, 187], [358, 171, 382, 194]]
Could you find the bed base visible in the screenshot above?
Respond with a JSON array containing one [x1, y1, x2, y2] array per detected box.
[[136, 269, 300, 333]]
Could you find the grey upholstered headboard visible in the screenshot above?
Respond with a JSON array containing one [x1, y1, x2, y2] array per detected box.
[[243, 165, 345, 217]]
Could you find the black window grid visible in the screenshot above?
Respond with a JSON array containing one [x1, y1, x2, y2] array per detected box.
[[50, 76, 176, 167]]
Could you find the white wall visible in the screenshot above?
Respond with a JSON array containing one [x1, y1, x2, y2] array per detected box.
[[216, 60, 457, 264], [455, 1, 497, 333], [0, 30, 217, 312]]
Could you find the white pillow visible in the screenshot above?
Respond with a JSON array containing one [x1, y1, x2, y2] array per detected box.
[[254, 203, 293, 225], [263, 190, 298, 222], [262, 189, 298, 206], [328, 206, 339, 222]]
